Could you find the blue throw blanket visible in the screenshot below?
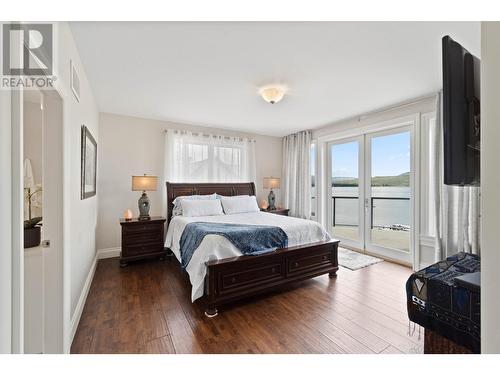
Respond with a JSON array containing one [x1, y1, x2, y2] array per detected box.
[[179, 222, 288, 268]]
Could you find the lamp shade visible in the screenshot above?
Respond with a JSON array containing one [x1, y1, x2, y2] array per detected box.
[[132, 175, 158, 191], [263, 177, 280, 189]]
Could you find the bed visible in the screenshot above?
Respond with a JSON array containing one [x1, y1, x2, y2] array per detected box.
[[165, 182, 339, 317]]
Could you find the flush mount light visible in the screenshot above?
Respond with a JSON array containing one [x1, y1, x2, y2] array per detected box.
[[259, 85, 286, 104]]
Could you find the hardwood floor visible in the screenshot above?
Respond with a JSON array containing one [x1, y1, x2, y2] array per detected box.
[[71, 256, 423, 354]]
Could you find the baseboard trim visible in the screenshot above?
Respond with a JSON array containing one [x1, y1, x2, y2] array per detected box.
[[69, 254, 97, 346], [69, 247, 121, 348], [97, 247, 121, 259]]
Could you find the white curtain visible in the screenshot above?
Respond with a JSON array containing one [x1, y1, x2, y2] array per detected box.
[[282, 130, 311, 219], [162, 129, 257, 218], [432, 93, 480, 261], [163, 129, 256, 184]]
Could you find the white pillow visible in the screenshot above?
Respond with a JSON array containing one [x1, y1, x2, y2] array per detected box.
[[220, 195, 260, 215], [172, 193, 217, 216], [181, 199, 224, 217], [217, 194, 249, 199]]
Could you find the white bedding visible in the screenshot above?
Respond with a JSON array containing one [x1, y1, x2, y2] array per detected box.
[[164, 211, 331, 301]]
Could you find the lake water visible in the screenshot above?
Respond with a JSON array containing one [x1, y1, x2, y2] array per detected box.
[[331, 186, 410, 227]]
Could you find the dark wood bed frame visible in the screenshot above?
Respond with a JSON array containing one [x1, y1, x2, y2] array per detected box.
[[166, 182, 339, 317]]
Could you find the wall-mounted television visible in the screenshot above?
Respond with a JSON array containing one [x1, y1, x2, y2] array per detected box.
[[442, 35, 480, 186]]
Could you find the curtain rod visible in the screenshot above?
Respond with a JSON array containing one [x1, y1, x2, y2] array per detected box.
[[163, 129, 256, 142]]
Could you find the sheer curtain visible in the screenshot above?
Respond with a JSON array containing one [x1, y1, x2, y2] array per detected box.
[[431, 93, 480, 261], [282, 130, 311, 219], [164, 129, 256, 183], [162, 129, 257, 217]]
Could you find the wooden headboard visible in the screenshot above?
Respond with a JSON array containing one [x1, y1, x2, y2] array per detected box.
[[165, 182, 256, 226]]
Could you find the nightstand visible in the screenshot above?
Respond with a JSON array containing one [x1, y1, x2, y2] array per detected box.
[[119, 216, 166, 267], [260, 208, 290, 216]]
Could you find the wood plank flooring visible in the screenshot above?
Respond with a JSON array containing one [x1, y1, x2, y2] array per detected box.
[[71, 256, 423, 354]]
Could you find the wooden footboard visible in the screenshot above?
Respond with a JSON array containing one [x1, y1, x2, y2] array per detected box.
[[203, 239, 339, 317]]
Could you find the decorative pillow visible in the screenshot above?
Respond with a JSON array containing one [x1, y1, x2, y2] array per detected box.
[[172, 193, 217, 217], [181, 199, 224, 217], [220, 195, 260, 215]]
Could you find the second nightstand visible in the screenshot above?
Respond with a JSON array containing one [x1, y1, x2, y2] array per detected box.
[[119, 216, 166, 267], [260, 208, 290, 216]]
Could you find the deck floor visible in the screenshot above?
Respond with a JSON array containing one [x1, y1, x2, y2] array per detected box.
[[71, 256, 423, 354], [333, 226, 410, 252]]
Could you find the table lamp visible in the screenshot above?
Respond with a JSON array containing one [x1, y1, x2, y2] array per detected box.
[[263, 177, 280, 210], [132, 174, 158, 220]]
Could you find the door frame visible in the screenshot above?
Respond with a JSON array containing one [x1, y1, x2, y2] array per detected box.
[[6, 21, 67, 352], [11, 85, 25, 354], [0, 84, 13, 354], [40, 89, 65, 353], [322, 114, 420, 266]]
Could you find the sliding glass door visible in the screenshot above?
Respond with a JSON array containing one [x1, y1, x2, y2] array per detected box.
[[328, 125, 413, 264]]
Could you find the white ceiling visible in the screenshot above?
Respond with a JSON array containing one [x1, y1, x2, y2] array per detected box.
[[70, 22, 480, 137]]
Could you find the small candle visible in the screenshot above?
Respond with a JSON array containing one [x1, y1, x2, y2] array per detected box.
[[124, 209, 133, 221]]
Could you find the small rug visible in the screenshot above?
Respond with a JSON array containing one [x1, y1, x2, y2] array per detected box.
[[338, 247, 383, 270]]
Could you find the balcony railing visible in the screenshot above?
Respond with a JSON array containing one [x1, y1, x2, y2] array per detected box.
[[331, 196, 410, 228]]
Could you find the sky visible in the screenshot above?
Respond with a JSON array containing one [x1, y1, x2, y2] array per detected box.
[[330, 131, 410, 178]]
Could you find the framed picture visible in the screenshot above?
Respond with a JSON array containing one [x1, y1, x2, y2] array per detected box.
[[70, 60, 81, 102], [81, 125, 97, 199]]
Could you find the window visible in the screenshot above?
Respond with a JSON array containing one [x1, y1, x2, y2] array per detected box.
[[165, 130, 256, 183], [310, 142, 317, 218], [186, 143, 210, 181], [214, 146, 242, 181]]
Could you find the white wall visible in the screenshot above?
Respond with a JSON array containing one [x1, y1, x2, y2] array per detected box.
[[96, 112, 282, 251], [312, 97, 436, 140], [55, 23, 100, 337], [35, 23, 100, 352], [481, 21, 500, 354]]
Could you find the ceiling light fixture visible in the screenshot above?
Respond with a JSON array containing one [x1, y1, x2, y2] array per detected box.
[[259, 85, 286, 104]]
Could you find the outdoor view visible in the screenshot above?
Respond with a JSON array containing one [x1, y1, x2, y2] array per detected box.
[[331, 131, 410, 252]]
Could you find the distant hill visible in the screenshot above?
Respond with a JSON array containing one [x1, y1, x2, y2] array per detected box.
[[331, 172, 409, 187], [331, 176, 358, 187], [311, 172, 410, 187], [371, 172, 409, 187]]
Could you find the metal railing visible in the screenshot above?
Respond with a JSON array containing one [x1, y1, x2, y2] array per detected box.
[[331, 196, 357, 227], [331, 196, 410, 228]]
